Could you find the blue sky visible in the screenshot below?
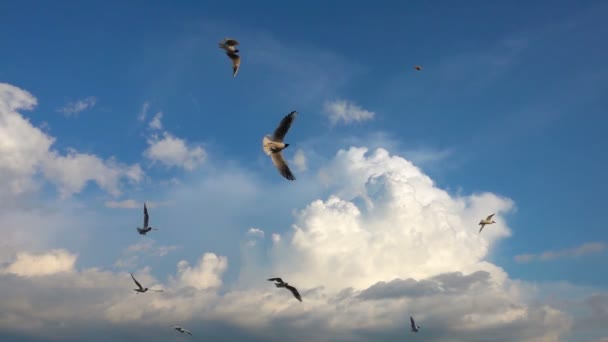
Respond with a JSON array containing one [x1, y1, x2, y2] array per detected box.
[[0, 1, 607, 341]]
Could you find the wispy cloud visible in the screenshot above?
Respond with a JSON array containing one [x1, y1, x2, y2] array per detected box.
[[104, 199, 169, 209], [56, 97, 97, 117], [323, 99, 375, 126], [515, 242, 606, 263], [137, 101, 150, 121], [148, 111, 163, 130]]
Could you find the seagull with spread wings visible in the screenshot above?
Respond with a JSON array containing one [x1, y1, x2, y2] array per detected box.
[[130, 273, 163, 294], [478, 213, 496, 233], [136, 203, 158, 236], [263, 111, 298, 181], [410, 316, 421, 332], [172, 326, 192, 336], [268, 277, 302, 302], [219, 38, 241, 77]]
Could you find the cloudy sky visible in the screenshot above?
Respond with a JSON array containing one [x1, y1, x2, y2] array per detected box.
[[1, 1, 607, 341]]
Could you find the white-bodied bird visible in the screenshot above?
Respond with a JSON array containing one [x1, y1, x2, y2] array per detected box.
[[478, 213, 496, 233], [263, 111, 298, 181], [172, 326, 192, 336], [137, 203, 158, 235]]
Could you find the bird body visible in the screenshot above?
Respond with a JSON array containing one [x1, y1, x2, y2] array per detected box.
[[268, 277, 302, 302], [173, 326, 192, 336], [219, 38, 241, 77], [130, 273, 163, 294], [263, 111, 297, 181], [226, 51, 241, 78], [414, 65, 423, 71], [410, 316, 421, 332], [137, 203, 158, 235], [478, 213, 496, 233], [218, 38, 240, 53]]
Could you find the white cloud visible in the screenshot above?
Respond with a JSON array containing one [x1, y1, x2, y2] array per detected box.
[[148, 111, 163, 130], [174, 253, 228, 290], [138, 101, 150, 121], [104, 199, 167, 209], [515, 242, 606, 263], [272, 234, 281, 243], [292, 149, 307, 172], [56, 97, 97, 117], [0, 83, 143, 198], [2, 249, 76, 277], [247, 228, 265, 238], [144, 132, 206, 171], [323, 99, 375, 126]]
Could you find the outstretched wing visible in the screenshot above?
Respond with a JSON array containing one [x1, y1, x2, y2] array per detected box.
[[286, 284, 302, 302], [479, 224, 486, 233], [222, 38, 239, 46], [272, 111, 297, 142], [130, 273, 144, 290], [185, 330, 192, 336], [143, 203, 149, 228], [410, 316, 416, 329], [226, 52, 240, 78], [270, 152, 296, 181], [267, 277, 284, 283], [486, 213, 495, 221]]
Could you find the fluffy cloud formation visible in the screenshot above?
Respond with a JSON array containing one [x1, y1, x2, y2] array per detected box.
[[148, 111, 163, 130], [0, 146, 574, 341], [144, 132, 206, 171], [2, 249, 76, 277], [323, 99, 375, 126], [515, 242, 606, 263], [56, 96, 97, 117], [0, 83, 143, 198]]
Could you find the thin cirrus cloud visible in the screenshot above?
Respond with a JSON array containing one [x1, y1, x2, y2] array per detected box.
[[56, 96, 98, 117], [323, 99, 375, 126], [514, 242, 607, 263]]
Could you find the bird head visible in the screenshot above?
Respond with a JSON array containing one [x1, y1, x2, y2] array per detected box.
[[284, 143, 290, 148], [491, 220, 496, 223], [235, 49, 240, 53]]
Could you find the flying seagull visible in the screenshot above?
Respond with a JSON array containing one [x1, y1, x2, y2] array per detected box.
[[414, 65, 423, 71], [410, 316, 421, 332], [225, 51, 241, 78], [130, 273, 163, 293], [262, 111, 297, 181], [478, 213, 496, 233], [137, 203, 158, 235], [268, 277, 302, 302], [172, 326, 192, 336], [218, 38, 239, 53]]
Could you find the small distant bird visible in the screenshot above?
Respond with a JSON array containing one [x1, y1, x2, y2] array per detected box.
[[137, 203, 158, 235], [478, 213, 496, 233], [218, 38, 240, 53], [172, 326, 192, 336], [410, 316, 421, 332], [130, 273, 163, 294], [414, 65, 423, 71], [268, 277, 302, 302], [263, 111, 297, 181]]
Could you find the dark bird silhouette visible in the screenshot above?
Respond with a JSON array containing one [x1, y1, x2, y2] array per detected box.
[[268, 277, 302, 302], [137, 203, 158, 235], [262, 111, 298, 181], [410, 316, 421, 332], [130, 273, 163, 293]]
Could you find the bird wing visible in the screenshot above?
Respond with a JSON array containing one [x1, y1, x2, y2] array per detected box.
[[185, 330, 192, 336], [223, 38, 239, 46], [286, 284, 302, 302], [268, 277, 284, 283], [479, 224, 486, 233], [272, 111, 297, 142], [130, 273, 144, 290], [486, 213, 495, 220], [226, 52, 240, 77], [410, 316, 416, 329], [143, 203, 149, 228], [270, 152, 296, 181]]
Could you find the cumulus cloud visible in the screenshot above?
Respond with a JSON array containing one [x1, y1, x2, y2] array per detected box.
[[323, 99, 375, 126], [174, 253, 228, 290], [148, 111, 163, 130], [56, 96, 97, 117], [2, 249, 76, 277], [0, 83, 143, 198], [144, 132, 206, 171], [515, 242, 606, 263]]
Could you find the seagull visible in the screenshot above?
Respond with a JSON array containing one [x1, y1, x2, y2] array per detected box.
[[268, 277, 302, 302], [218, 38, 239, 53], [172, 326, 192, 336], [225, 51, 241, 78], [478, 213, 496, 233], [130, 273, 163, 294], [414, 65, 423, 71], [410, 316, 421, 332], [137, 203, 158, 235], [262, 111, 297, 181]]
